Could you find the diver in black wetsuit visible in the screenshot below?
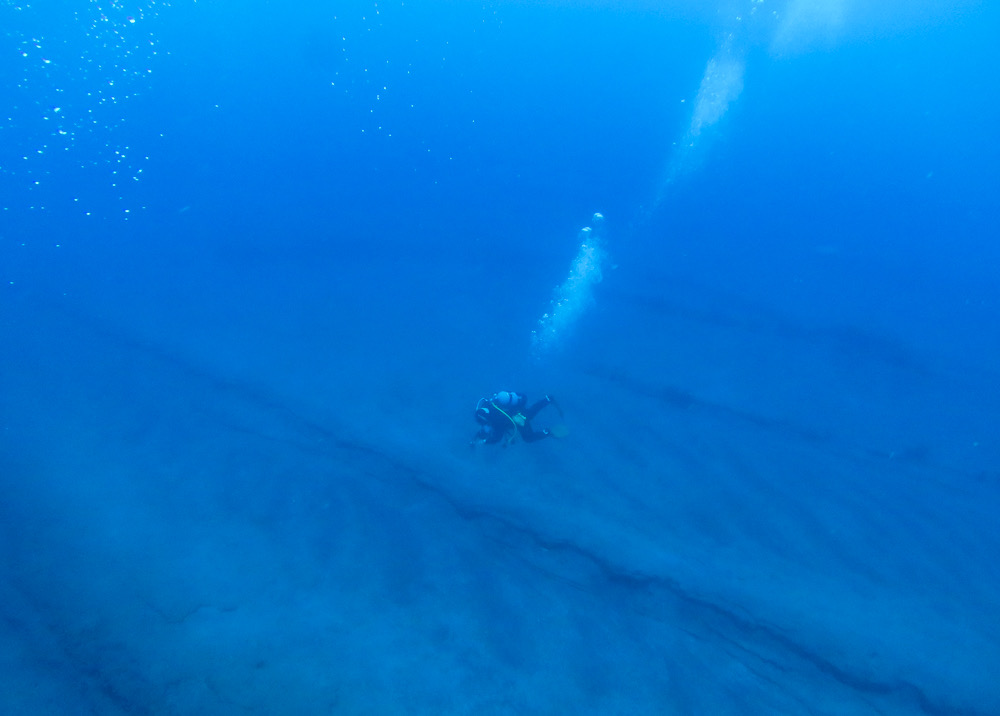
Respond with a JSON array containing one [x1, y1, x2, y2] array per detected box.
[[470, 391, 556, 447]]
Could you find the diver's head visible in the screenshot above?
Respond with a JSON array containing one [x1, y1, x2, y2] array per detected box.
[[475, 406, 490, 424], [492, 391, 525, 409]]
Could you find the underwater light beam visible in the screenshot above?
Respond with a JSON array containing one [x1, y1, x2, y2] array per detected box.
[[654, 34, 746, 207], [529, 0, 860, 360], [531, 213, 608, 360]]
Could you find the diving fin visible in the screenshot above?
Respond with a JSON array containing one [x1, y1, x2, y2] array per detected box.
[[547, 424, 570, 439]]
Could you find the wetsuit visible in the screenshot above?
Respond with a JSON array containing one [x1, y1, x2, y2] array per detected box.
[[473, 395, 552, 444]]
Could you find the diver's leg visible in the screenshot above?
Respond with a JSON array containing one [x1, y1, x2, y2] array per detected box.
[[519, 424, 550, 442], [523, 396, 552, 421]]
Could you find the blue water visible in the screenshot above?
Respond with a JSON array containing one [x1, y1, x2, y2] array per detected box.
[[2, 1, 999, 713]]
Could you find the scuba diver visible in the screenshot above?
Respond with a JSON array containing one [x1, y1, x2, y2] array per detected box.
[[470, 391, 565, 447]]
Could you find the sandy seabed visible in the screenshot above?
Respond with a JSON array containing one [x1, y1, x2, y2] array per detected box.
[[2, 255, 998, 715]]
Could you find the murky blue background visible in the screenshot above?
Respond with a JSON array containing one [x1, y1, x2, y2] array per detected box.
[[2, 1, 998, 713]]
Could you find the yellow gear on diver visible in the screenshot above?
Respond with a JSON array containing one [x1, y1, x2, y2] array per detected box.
[[491, 403, 527, 444]]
